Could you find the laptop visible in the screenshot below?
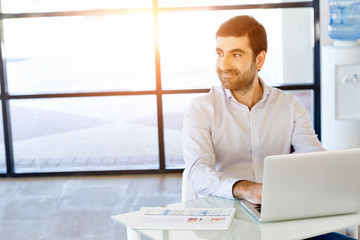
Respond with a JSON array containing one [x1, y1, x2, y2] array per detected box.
[[240, 148, 360, 222]]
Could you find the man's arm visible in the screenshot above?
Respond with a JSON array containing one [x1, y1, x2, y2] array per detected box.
[[232, 180, 262, 204], [183, 97, 240, 199], [292, 100, 326, 153]]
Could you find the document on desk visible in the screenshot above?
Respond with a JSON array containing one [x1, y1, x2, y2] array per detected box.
[[128, 207, 236, 230]]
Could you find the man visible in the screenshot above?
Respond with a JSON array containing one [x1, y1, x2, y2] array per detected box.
[[183, 15, 325, 204]]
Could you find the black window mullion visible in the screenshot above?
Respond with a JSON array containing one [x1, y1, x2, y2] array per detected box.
[[313, 0, 321, 140], [157, 2, 313, 13], [153, 0, 166, 171], [0, 20, 14, 176]]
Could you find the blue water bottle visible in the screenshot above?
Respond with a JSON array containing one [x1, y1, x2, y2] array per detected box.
[[328, 0, 360, 40]]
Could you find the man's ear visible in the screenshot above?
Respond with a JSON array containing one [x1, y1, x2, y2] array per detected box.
[[256, 51, 266, 71]]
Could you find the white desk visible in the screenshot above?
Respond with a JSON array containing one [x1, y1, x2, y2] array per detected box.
[[112, 197, 360, 240]]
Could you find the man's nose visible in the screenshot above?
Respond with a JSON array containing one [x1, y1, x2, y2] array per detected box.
[[220, 55, 232, 71]]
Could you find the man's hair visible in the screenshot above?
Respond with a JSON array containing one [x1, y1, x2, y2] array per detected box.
[[216, 15, 268, 58]]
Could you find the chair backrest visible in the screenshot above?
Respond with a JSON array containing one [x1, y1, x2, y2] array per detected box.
[[181, 169, 194, 201]]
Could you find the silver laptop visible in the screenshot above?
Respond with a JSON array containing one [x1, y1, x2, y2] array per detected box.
[[240, 148, 360, 222]]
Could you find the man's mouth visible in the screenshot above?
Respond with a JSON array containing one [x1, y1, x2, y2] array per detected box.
[[221, 72, 237, 79]]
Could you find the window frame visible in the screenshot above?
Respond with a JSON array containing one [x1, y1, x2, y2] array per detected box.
[[0, 1, 321, 177]]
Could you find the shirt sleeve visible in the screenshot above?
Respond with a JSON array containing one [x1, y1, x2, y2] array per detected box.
[[291, 99, 326, 153], [183, 98, 239, 199]]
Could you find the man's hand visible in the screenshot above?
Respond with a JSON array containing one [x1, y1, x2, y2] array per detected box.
[[232, 180, 262, 204]]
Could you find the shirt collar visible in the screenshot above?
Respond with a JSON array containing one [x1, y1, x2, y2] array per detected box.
[[224, 88, 233, 100], [259, 77, 271, 103], [224, 77, 271, 103]]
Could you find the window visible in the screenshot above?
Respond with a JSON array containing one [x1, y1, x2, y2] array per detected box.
[[159, 8, 314, 89], [0, 0, 320, 176], [0, 104, 6, 173], [10, 96, 159, 173], [162, 93, 204, 169], [4, 15, 156, 94]]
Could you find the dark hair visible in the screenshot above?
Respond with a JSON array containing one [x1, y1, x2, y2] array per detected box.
[[216, 15, 268, 58]]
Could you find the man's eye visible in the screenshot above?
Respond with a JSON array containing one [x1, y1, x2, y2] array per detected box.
[[234, 53, 241, 57], [217, 52, 223, 57]]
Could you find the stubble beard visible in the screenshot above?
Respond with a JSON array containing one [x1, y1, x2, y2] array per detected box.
[[217, 63, 258, 94]]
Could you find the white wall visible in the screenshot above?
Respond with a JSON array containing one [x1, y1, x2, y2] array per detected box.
[[320, 0, 332, 46]]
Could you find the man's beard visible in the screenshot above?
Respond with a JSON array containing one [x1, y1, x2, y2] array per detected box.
[[217, 63, 257, 93]]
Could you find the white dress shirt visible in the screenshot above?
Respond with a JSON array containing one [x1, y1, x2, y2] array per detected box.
[[183, 79, 325, 199]]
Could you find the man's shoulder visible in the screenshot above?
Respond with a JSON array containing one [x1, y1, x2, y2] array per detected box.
[[191, 85, 226, 104], [187, 86, 226, 113], [267, 85, 297, 103]]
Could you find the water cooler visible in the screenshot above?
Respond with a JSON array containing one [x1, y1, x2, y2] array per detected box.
[[321, 41, 360, 150], [321, 0, 360, 150]]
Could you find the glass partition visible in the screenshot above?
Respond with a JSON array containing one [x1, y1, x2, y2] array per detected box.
[[0, 0, 319, 175], [0, 104, 6, 173], [1, 0, 151, 13], [159, 8, 314, 90], [158, 0, 311, 7], [10, 96, 159, 173], [162, 90, 314, 169], [162, 93, 204, 169], [4, 14, 156, 94]]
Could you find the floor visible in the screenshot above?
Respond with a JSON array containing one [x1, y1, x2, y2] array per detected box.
[[0, 173, 182, 240]]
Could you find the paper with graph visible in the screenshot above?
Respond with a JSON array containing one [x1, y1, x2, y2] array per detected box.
[[127, 207, 236, 230]]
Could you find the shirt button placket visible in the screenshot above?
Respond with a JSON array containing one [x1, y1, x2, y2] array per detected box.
[[250, 110, 261, 181]]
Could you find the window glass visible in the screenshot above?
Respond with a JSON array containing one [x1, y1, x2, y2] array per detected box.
[[0, 1, 318, 175], [0, 104, 6, 173], [4, 14, 156, 94], [159, 0, 311, 7], [162, 90, 313, 169], [162, 93, 204, 169], [1, 0, 151, 13], [159, 8, 314, 90], [10, 96, 159, 173]]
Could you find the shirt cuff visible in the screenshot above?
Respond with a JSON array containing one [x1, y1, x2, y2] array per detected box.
[[219, 177, 241, 199]]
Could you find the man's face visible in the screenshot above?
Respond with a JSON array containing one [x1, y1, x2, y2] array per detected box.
[[216, 36, 258, 92]]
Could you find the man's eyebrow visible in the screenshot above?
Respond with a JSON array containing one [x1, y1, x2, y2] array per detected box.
[[230, 48, 245, 53], [215, 48, 246, 53]]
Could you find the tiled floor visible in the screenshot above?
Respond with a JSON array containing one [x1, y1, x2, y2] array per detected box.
[[0, 173, 182, 240]]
